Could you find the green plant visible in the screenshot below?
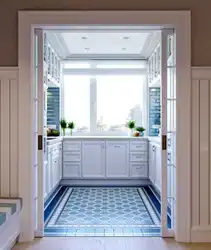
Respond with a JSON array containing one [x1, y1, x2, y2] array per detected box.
[[136, 126, 145, 132], [68, 121, 75, 135], [52, 129, 60, 136], [60, 119, 67, 136], [127, 120, 136, 130]]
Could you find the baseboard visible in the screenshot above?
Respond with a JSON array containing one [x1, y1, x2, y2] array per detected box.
[[191, 226, 211, 242], [60, 178, 151, 186]]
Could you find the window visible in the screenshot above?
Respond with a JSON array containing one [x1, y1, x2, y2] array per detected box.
[[63, 62, 147, 135], [96, 76, 145, 133], [64, 76, 90, 132]]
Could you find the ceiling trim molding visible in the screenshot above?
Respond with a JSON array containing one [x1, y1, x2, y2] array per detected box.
[[63, 67, 147, 75], [46, 27, 164, 33], [64, 54, 148, 60]]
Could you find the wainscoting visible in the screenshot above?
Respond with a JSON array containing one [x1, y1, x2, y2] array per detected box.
[[191, 67, 211, 242], [0, 67, 211, 241], [0, 68, 19, 198]]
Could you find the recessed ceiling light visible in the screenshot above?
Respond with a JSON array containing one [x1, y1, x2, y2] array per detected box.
[[123, 36, 130, 40], [81, 36, 88, 40]]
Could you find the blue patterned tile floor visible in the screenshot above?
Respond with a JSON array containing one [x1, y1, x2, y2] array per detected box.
[[44, 186, 162, 237]]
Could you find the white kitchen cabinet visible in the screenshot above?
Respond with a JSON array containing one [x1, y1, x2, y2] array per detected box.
[[148, 141, 161, 192], [82, 140, 105, 178], [106, 141, 129, 178], [129, 140, 148, 178], [149, 142, 156, 184], [130, 163, 148, 178], [155, 144, 162, 192], [63, 163, 81, 178], [45, 141, 62, 200], [63, 140, 81, 178]]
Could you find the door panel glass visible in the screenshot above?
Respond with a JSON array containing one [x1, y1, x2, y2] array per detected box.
[[166, 32, 176, 231]]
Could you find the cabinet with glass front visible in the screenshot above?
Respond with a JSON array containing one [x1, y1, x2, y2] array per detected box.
[[43, 33, 61, 87]]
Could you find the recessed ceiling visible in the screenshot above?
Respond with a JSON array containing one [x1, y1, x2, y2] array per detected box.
[[46, 28, 161, 59], [62, 32, 150, 55]]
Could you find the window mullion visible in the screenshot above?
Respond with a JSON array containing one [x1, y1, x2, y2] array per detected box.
[[90, 77, 97, 133]]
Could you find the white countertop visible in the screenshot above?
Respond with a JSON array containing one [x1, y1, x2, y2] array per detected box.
[[47, 135, 161, 146], [62, 136, 148, 139]]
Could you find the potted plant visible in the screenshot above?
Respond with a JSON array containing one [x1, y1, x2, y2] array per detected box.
[[60, 119, 67, 136], [68, 121, 75, 136], [127, 120, 136, 136], [136, 126, 145, 136]]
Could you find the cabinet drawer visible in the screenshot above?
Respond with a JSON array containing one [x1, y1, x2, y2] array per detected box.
[[63, 152, 81, 162], [130, 141, 147, 151], [63, 141, 81, 151], [63, 163, 81, 178], [130, 152, 148, 162], [130, 163, 148, 177]]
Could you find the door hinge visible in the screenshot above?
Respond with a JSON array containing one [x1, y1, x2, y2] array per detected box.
[[38, 135, 43, 150], [162, 135, 167, 150]]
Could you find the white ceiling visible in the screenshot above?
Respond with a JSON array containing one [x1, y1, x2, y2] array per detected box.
[[46, 29, 160, 60]]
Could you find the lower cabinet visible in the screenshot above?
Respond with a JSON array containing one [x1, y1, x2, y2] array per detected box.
[[63, 162, 81, 178], [82, 140, 105, 178], [62, 139, 149, 179], [45, 142, 62, 199], [149, 141, 161, 192], [106, 141, 129, 178], [130, 163, 148, 178], [155, 144, 162, 192]]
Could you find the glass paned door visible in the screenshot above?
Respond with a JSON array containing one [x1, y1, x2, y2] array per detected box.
[[34, 29, 47, 237], [161, 29, 176, 237]]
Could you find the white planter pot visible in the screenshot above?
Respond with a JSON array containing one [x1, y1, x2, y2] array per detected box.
[[128, 129, 133, 136]]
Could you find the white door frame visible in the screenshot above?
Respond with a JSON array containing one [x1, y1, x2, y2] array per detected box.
[[18, 10, 191, 242]]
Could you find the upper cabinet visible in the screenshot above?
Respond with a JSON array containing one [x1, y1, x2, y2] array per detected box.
[[148, 43, 161, 87], [44, 33, 61, 88]]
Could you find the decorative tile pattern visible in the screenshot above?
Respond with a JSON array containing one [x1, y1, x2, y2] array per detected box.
[[45, 187, 161, 236]]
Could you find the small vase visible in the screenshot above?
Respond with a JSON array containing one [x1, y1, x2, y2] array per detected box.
[[128, 129, 133, 136], [70, 129, 72, 136], [62, 129, 66, 136], [140, 131, 144, 137]]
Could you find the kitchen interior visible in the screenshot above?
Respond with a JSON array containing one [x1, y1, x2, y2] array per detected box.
[[42, 27, 176, 237]]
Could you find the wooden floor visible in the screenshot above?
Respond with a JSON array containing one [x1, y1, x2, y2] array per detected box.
[[13, 237, 211, 250]]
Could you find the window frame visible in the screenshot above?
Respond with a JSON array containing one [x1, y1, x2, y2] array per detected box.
[[62, 60, 148, 135]]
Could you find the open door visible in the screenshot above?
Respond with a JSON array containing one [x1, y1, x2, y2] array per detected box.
[[161, 29, 176, 237], [34, 29, 47, 237]]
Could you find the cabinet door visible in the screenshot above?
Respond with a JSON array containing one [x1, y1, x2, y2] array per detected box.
[[59, 147, 62, 180], [48, 151, 53, 192], [106, 141, 129, 178], [63, 163, 81, 178], [155, 144, 162, 192], [82, 140, 105, 178], [44, 161, 48, 198], [149, 142, 156, 184]]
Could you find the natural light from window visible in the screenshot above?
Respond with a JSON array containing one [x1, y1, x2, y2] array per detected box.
[[63, 73, 146, 134]]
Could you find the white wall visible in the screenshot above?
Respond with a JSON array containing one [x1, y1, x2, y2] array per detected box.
[[191, 67, 211, 242], [0, 68, 19, 197], [1, 67, 211, 242]]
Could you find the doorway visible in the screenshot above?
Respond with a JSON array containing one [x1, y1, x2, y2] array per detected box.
[[18, 11, 191, 242], [34, 27, 175, 237]]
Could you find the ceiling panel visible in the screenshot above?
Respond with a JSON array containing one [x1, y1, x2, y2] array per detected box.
[[61, 32, 151, 55]]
